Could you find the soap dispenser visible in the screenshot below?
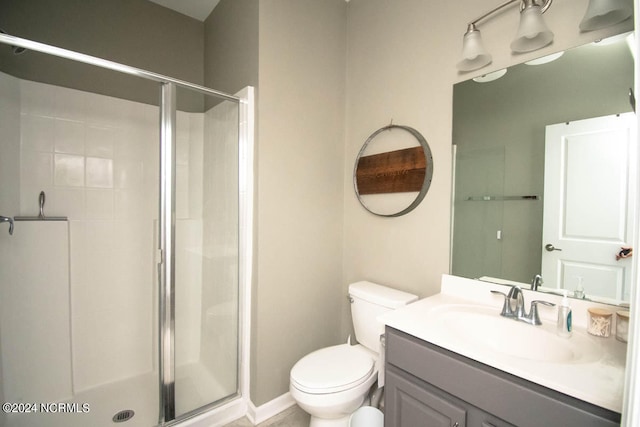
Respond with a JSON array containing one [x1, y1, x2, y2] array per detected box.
[[574, 276, 585, 299], [557, 290, 572, 338]]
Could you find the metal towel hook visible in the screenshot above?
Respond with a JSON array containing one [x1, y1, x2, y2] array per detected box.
[[0, 216, 14, 235], [39, 191, 46, 219]]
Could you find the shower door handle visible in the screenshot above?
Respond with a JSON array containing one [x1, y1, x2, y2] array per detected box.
[[0, 216, 14, 235]]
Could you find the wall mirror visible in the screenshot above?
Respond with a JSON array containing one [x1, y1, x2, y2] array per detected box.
[[451, 32, 635, 305], [354, 124, 433, 217]]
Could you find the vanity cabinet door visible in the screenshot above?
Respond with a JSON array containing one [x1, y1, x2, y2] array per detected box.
[[385, 327, 620, 427], [385, 365, 466, 427], [467, 407, 516, 427]]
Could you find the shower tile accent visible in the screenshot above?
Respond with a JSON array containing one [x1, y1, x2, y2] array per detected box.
[[20, 151, 53, 193], [21, 114, 55, 152], [19, 81, 57, 117], [85, 125, 115, 158], [49, 188, 85, 219], [54, 118, 85, 155], [54, 87, 87, 121], [85, 188, 115, 219], [54, 153, 85, 187], [85, 157, 114, 188]]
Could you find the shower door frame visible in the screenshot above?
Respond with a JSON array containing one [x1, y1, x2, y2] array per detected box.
[[0, 32, 253, 426], [159, 81, 177, 423]]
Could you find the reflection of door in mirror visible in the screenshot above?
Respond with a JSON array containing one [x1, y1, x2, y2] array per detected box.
[[542, 113, 637, 303]]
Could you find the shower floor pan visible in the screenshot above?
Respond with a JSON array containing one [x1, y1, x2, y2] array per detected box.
[[3, 361, 231, 427]]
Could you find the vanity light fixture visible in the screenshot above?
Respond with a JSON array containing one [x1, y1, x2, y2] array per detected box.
[[511, 0, 554, 53], [456, 0, 554, 72], [472, 68, 508, 83], [579, 0, 633, 32], [524, 51, 564, 65], [457, 23, 493, 72]]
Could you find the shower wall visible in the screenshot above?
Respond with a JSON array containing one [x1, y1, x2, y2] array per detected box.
[[16, 76, 158, 393], [0, 72, 230, 405]]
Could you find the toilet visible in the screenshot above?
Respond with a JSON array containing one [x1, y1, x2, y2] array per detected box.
[[290, 281, 418, 427]]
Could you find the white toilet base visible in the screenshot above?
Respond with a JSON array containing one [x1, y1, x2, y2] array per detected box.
[[291, 369, 376, 427], [309, 414, 350, 427]]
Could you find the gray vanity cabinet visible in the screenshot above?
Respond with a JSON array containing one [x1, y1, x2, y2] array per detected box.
[[384, 327, 621, 427], [385, 366, 514, 427]]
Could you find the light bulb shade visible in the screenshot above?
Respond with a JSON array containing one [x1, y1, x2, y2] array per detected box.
[[457, 28, 492, 72], [579, 0, 633, 31], [510, 5, 554, 53]]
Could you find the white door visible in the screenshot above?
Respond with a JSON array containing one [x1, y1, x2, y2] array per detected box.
[[542, 113, 636, 302]]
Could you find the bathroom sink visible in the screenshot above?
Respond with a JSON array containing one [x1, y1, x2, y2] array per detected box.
[[429, 304, 603, 364]]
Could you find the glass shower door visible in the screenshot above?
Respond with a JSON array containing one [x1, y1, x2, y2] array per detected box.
[[172, 87, 240, 418]]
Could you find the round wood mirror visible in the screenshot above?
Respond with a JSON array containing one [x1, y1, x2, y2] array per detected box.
[[353, 124, 433, 217]]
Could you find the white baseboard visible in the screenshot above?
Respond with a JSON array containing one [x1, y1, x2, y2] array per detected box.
[[247, 392, 297, 425], [177, 397, 248, 427], [174, 392, 296, 427]]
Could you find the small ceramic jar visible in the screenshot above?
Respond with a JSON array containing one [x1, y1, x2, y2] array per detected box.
[[616, 310, 630, 343], [587, 308, 613, 338]]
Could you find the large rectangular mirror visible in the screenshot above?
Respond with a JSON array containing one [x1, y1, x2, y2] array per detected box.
[[451, 32, 635, 305]]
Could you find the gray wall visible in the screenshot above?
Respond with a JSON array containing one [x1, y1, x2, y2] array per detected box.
[[204, 0, 259, 108], [0, 0, 205, 111], [254, 0, 347, 406]]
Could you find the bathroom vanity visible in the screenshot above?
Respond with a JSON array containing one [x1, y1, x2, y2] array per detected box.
[[384, 327, 619, 427], [379, 275, 626, 427]]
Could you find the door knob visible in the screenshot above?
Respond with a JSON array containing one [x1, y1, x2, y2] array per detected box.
[[545, 243, 562, 252]]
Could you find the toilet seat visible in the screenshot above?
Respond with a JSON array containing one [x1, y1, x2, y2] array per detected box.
[[290, 344, 375, 394]]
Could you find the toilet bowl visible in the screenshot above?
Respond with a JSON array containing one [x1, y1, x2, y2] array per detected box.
[[290, 281, 418, 427], [290, 344, 377, 426]]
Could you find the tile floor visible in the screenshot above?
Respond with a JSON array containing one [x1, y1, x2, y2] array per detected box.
[[223, 405, 310, 427]]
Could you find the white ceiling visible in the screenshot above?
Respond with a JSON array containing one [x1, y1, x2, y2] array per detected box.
[[148, 0, 221, 21]]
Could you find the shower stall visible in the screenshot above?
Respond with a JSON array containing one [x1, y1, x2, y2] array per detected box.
[[0, 33, 253, 427]]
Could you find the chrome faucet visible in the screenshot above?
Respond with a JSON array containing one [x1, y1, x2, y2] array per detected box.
[[531, 274, 543, 291], [491, 286, 555, 325], [0, 216, 13, 235]]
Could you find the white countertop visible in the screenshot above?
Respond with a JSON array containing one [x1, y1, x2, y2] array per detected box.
[[378, 274, 628, 413]]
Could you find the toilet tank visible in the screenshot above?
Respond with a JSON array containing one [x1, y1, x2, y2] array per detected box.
[[349, 281, 418, 353]]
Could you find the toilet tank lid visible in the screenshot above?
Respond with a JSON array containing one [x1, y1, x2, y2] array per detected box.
[[349, 281, 418, 308]]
